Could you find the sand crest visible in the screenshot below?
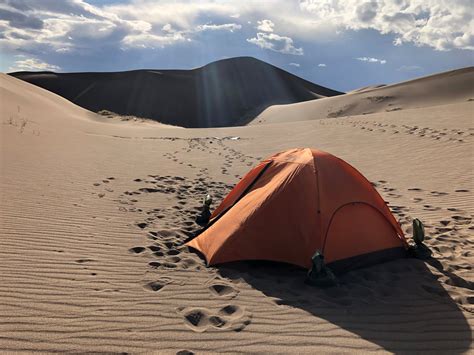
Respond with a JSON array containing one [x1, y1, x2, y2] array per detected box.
[[253, 66, 474, 125], [10, 57, 342, 128]]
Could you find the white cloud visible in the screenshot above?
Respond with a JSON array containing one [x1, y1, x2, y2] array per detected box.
[[9, 57, 60, 72], [393, 37, 403, 46], [162, 23, 173, 33], [122, 21, 242, 49], [249, 18, 303, 55], [356, 57, 387, 64], [196, 23, 242, 32], [121, 22, 188, 49], [256, 19, 274, 32], [289, 62, 300, 67], [122, 32, 187, 49], [247, 32, 303, 55], [318, 63, 327, 67], [300, 0, 473, 51]]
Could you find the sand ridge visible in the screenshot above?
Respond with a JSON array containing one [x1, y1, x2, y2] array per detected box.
[[253, 66, 474, 125], [10, 57, 343, 128]]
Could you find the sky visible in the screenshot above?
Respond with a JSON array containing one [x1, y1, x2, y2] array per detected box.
[[0, 0, 473, 92]]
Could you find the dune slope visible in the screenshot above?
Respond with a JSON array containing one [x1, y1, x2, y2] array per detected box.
[[9, 57, 342, 128], [253, 66, 474, 124]]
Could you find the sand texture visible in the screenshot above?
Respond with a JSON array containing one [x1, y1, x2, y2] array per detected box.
[[1, 71, 473, 353]]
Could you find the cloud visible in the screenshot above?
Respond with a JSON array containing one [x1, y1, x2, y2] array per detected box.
[[318, 63, 327, 67], [9, 57, 60, 71], [0, 1, 155, 54], [356, 57, 387, 64], [196, 23, 242, 32], [289, 62, 300, 67], [0, 0, 246, 55], [0, 8, 43, 29], [300, 0, 473, 51], [0, 0, 471, 73], [256, 19, 274, 32], [356, 1, 379, 22], [248, 18, 303, 55], [247, 32, 303, 55]]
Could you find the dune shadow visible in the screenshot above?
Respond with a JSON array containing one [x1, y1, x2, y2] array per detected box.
[[217, 257, 472, 353]]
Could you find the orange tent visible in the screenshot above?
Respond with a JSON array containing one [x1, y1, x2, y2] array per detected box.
[[187, 148, 408, 273]]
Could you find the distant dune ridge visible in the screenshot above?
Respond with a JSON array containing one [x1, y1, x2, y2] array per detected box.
[[253, 66, 474, 125], [9, 56, 343, 128], [10, 57, 473, 128]]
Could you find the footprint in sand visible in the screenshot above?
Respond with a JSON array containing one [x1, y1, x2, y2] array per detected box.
[[451, 215, 472, 225], [144, 281, 167, 292], [129, 246, 146, 254], [177, 305, 251, 333], [179, 308, 210, 332], [387, 192, 402, 198], [149, 261, 162, 268], [435, 227, 453, 234], [148, 244, 162, 252], [423, 205, 441, 211], [166, 248, 180, 255], [208, 280, 239, 299], [143, 277, 173, 292]]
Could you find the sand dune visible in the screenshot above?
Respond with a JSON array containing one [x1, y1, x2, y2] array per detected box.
[[0, 72, 95, 126], [9, 57, 342, 128], [253, 66, 474, 125], [1, 73, 473, 353]]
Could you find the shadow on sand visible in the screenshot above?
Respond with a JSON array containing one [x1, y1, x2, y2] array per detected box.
[[217, 257, 472, 353]]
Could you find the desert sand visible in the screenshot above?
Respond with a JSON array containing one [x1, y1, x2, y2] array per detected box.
[[1, 67, 473, 354]]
